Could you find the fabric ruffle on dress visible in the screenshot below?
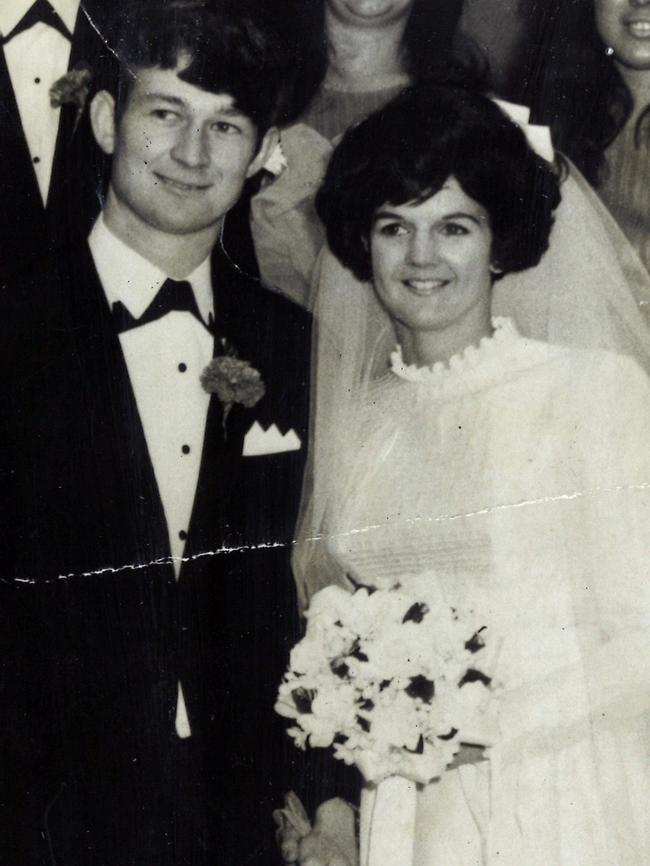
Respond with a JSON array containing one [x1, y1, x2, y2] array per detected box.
[[388, 317, 520, 396]]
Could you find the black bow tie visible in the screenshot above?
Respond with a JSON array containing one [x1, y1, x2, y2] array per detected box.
[[112, 278, 208, 334], [2, 0, 73, 44]]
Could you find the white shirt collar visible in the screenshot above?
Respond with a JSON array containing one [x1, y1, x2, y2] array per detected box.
[[0, 0, 80, 39], [89, 215, 214, 324]]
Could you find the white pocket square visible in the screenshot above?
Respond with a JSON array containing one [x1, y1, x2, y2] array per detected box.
[[242, 422, 302, 457]]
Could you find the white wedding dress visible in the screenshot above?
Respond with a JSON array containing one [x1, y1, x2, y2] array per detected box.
[[321, 319, 650, 865]]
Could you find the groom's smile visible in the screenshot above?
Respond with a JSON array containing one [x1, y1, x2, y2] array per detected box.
[[153, 174, 213, 194]]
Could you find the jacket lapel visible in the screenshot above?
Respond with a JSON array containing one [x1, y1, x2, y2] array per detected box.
[[179, 243, 302, 579], [179, 246, 259, 578], [47, 2, 115, 233], [63, 245, 174, 571], [49, 2, 91, 173]]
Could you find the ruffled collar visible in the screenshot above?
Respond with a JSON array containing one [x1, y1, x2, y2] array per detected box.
[[390, 317, 520, 386]]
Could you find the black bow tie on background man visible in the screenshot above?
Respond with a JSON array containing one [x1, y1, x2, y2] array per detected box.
[[112, 279, 210, 334], [2, 0, 72, 44]]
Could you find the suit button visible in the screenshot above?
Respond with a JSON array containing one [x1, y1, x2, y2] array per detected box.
[[179, 530, 187, 541], [178, 362, 187, 372], [181, 444, 190, 455], [33, 156, 40, 164]]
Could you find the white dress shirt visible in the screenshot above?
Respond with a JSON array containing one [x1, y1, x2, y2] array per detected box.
[[0, 0, 80, 205], [89, 216, 215, 738]]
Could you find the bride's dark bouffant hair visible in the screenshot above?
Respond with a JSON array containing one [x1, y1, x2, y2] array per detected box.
[[316, 83, 560, 282], [280, 0, 469, 120], [516, 0, 641, 186]]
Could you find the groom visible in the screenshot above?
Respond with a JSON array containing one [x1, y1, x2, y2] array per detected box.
[[0, 4, 355, 864]]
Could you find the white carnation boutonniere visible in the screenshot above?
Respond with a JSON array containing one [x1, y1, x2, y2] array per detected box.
[[50, 63, 93, 135], [200, 338, 266, 435]]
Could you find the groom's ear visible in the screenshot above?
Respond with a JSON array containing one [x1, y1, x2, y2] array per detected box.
[[246, 126, 279, 178], [90, 90, 118, 155]]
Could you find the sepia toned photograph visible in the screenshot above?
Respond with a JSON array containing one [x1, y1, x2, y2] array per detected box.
[[1, 1, 649, 863]]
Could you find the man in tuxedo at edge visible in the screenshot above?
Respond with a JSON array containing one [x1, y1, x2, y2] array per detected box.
[[0, 4, 357, 864], [0, 0, 121, 287]]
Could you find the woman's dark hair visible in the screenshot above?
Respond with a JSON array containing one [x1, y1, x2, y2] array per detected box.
[[515, 0, 640, 186], [316, 83, 561, 282], [114, 1, 294, 134], [279, 0, 469, 120]]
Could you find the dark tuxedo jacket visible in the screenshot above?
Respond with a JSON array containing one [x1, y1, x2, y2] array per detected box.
[[0, 2, 118, 289], [0, 241, 351, 865]]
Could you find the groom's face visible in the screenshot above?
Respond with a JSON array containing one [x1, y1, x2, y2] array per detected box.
[[95, 64, 272, 238]]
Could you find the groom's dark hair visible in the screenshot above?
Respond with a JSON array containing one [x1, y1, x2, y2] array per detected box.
[[316, 82, 561, 282], [113, 1, 293, 136]]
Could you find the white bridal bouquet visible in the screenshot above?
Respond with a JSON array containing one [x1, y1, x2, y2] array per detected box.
[[276, 582, 494, 787]]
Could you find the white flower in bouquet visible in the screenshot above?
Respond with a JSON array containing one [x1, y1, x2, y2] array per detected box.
[[287, 633, 330, 678], [366, 687, 432, 752], [362, 620, 434, 682], [307, 682, 359, 747], [305, 585, 363, 654]]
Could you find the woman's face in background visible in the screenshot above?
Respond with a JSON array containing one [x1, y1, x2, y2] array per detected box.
[[595, 0, 650, 71], [325, 0, 415, 28]]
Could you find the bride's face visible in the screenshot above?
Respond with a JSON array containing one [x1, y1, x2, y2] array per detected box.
[[595, 0, 650, 70], [325, 0, 415, 28], [369, 177, 494, 337]]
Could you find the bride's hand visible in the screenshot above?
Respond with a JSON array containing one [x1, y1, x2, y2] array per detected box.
[[278, 797, 358, 866]]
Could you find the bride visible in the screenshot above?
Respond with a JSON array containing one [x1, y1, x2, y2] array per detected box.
[[293, 83, 650, 865]]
